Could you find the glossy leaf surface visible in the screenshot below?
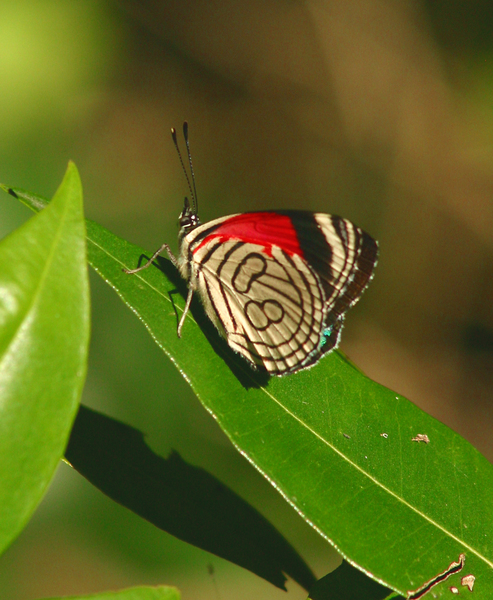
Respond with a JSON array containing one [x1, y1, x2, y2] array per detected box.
[[0, 166, 89, 555]]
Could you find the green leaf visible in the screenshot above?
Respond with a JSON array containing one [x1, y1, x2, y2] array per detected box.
[[65, 404, 315, 591], [0, 165, 89, 555], [309, 561, 397, 600], [40, 584, 180, 600], [5, 186, 493, 598]]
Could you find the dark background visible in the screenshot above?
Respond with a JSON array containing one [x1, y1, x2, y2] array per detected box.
[[1, 1, 493, 598]]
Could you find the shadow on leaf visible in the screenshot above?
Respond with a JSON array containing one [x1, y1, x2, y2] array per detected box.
[[309, 561, 400, 600], [65, 404, 315, 591]]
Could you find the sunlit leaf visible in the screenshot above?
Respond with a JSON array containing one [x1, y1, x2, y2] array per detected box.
[[6, 185, 493, 598], [0, 165, 89, 554]]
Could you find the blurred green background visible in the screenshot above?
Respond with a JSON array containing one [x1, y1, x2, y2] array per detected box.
[[1, 1, 493, 598]]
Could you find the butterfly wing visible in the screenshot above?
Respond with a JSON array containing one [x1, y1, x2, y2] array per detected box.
[[284, 211, 378, 321], [194, 240, 328, 374], [279, 211, 378, 369], [181, 211, 378, 375]]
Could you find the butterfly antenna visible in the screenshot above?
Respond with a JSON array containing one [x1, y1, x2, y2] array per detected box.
[[183, 122, 199, 214], [171, 123, 198, 215]]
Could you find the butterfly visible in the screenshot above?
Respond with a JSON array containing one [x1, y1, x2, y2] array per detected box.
[[125, 123, 378, 376]]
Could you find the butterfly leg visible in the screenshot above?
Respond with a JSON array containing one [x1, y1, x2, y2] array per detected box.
[[177, 284, 194, 338], [123, 243, 178, 274], [176, 265, 199, 337]]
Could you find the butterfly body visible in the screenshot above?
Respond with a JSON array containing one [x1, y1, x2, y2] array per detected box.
[[177, 209, 378, 375]]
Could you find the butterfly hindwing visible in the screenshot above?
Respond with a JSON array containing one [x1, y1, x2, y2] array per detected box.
[[192, 239, 326, 374]]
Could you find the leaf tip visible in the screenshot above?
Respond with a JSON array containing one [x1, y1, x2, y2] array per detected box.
[[0, 183, 18, 198]]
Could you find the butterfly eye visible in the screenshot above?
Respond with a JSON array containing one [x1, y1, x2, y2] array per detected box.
[[179, 202, 200, 234]]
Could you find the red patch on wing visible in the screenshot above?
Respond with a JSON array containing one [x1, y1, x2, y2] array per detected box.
[[193, 212, 303, 257]]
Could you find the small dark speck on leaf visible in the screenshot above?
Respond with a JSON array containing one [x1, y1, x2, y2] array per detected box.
[[343, 433, 350, 439], [8, 188, 18, 198]]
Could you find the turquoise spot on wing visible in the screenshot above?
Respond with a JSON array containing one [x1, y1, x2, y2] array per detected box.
[[320, 325, 334, 347]]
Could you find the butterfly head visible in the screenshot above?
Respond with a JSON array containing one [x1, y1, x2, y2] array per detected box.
[[172, 124, 201, 243], [178, 197, 201, 241]]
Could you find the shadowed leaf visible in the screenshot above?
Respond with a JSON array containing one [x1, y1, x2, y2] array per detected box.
[[65, 405, 315, 591]]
